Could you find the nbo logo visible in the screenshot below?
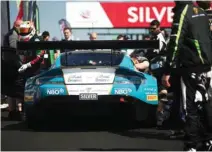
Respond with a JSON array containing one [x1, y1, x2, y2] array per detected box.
[[47, 88, 64, 95], [114, 88, 132, 95]]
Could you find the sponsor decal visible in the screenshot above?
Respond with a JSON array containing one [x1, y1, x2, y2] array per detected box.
[[68, 89, 80, 93], [147, 95, 158, 101], [95, 74, 111, 82], [68, 88, 109, 94], [62, 68, 115, 84], [144, 87, 157, 92], [80, 10, 91, 19], [66, 85, 112, 95], [114, 88, 132, 95], [86, 87, 92, 93], [24, 95, 33, 102], [46, 88, 64, 95], [67, 75, 82, 82], [143, 87, 157, 95]]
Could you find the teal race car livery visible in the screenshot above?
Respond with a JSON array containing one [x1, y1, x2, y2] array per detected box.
[[18, 40, 159, 127]]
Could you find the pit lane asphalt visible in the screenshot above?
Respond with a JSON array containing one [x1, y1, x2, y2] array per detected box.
[[1, 111, 183, 151]]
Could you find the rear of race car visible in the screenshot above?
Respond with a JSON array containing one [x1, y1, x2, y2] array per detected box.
[[24, 51, 158, 125]]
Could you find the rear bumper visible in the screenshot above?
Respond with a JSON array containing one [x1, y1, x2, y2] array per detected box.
[[39, 95, 138, 103], [24, 95, 156, 117], [27, 95, 139, 111]]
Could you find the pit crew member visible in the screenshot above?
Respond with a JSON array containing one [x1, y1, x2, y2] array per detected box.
[[162, 1, 212, 151]]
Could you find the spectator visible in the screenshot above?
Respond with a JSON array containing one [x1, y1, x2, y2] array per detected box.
[[117, 34, 130, 40], [145, 20, 167, 61], [149, 19, 167, 54], [89, 32, 97, 40], [123, 35, 130, 40], [62, 27, 72, 41], [116, 34, 133, 55], [60, 27, 73, 53], [42, 31, 50, 41], [143, 34, 151, 40], [162, 1, 212, 151], [40, 31, 51, 70], [52, 37, 60, 59], [117, 34, 125, 40]]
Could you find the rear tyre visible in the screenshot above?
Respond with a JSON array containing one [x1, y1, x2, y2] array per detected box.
[[133, 102, 156, 127], [142, 106, 157, 127], [24, 105, 45, 130]]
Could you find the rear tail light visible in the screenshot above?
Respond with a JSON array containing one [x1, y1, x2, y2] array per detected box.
[[120, 97, 125, 102]]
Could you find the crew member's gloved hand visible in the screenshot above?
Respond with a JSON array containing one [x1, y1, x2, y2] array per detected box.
[[18, 62, 32, 73]]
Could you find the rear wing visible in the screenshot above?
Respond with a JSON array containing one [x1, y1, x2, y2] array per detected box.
[[17, 40, 159, 50]]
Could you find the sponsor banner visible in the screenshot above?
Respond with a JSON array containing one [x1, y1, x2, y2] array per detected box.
[[46, 88, 65, 95], [66, 2, 175, 28], [62, 68, 116, 84], [66, 85, 112, 95]]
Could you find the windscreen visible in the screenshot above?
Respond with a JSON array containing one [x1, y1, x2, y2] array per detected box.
[[61, 52, 124, 66]]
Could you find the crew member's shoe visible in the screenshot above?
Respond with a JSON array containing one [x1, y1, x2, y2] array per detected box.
[[186, 148, 196, 152], [199, 140, 212, 151]]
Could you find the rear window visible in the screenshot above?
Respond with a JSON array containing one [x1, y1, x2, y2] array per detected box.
[[61, 52, 124, 66]]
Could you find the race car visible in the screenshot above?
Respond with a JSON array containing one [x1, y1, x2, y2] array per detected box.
[[19, 40, 159, 127]]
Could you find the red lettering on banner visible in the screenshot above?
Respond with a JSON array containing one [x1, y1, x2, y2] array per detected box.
[[101, 2, 175, 28]]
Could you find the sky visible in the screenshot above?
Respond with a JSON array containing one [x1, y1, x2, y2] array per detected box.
[[9, 0, 151, 40]]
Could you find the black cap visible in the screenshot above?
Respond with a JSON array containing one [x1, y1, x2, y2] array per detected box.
[[42, 31, 50, 37]]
